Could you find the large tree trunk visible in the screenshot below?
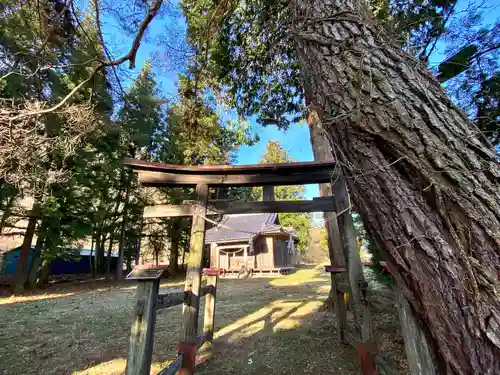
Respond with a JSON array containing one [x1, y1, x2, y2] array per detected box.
[[312, 107, 437, 374], [106, 236, 113, 275], [168, 219, 181, 275], [90, 235, 95, 277], [14, 201, 40, 292], [294, 0, 500, 374], [26, 232, 45, 289], [94, 232, 105, 275], [116, 171, 132, 280]]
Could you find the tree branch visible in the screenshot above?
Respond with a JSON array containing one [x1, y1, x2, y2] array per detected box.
[[9, 67, 98, 121], [101, 0, 163, 69], [421, 3, 457, 62], [0, 231, 28, 236], [91, 0, 127, 97], [0, 60, 98, 82], [36, 0, 74, 56], [92, 0, 106, 50], [6, 0, 164, 120]]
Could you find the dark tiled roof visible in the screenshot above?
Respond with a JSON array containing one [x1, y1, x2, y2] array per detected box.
[[205, 213, 278, 243]]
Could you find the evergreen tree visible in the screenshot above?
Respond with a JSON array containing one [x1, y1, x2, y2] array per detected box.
[[155, 71, 257, 273], [0, 0, 166, 288]]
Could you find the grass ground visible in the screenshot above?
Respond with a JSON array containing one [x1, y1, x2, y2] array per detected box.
[[0, 266, 406, 375]]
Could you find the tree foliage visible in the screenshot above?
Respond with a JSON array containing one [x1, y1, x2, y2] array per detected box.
[[252, 141, 311, 253], [0, 0, 257, 286], [440, 14, 500, 146], [182, 0, 302, 129], [180, 0, 499, 149]]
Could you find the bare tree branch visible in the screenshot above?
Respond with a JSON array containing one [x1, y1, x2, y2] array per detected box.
[[101, 0, 163, 69], [91, 0, 127, 98], [5, 0, 164, 120]]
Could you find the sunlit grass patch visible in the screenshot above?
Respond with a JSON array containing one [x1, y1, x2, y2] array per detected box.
[[0, 265, 362, 375]]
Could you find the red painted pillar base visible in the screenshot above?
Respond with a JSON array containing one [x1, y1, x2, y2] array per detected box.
[[178, 342, 197, 375], [357, 343, 378, 375]]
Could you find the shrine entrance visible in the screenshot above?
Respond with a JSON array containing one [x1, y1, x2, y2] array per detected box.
[[123, 157, 380, 375]]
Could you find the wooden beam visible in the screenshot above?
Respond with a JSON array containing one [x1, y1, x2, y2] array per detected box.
[[157, 332, 213, 375], [263, 185, 275, 201], [126, 279, 159, 375], [158, 355, 183, 375], [332, 176, 376, 353], [156, 286, 213, 311], [210, 243, 217, 269], [216, 244, 249, 250], [125, 157, 337, 175], [137, 170, 334, 187], [157, 291, 184, 310], [308, 109, 350, 343], [326, 213, 349, 343], [325, 265, 347, 273], [394, 281, 437, 375], [202, 275, 218, 344], [344, 330, 401, 375], [179, 183, 208, 375], [202, 268, 223, 276], [144, 204, 199, 218], [143, 199, 336, 218]]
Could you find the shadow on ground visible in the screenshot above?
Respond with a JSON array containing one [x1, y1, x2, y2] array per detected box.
[[0, 265, 362, 375]]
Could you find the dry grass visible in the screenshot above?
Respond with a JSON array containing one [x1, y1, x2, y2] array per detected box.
[[0, 266, 406, 375]]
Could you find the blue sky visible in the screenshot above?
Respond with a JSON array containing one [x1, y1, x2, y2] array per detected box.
[[101, 0, 499, 200], [100, 4, 321, 199], [426, 0, 499, 68], [237, 121, 319, 199]]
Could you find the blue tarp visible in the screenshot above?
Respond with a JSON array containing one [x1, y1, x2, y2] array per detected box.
[[0, 247, 117, 275]]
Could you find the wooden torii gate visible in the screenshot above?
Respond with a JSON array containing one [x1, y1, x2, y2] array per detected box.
[[124, 158, 378, 375]]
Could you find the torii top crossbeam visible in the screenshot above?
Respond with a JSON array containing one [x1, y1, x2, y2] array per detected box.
[[124, 158, 338, 187]]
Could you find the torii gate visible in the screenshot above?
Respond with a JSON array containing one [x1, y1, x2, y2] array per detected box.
[[123, 157, 378, 375]]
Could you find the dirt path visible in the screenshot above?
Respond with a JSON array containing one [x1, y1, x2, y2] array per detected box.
[[0, 266, 406, 375]]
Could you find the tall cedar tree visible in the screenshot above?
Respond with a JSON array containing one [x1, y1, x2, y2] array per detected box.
[[156, 73, 257, 272], [0, 1, 112, 289]]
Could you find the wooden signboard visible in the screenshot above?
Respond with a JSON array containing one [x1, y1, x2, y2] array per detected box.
[[126, 265, 169, 280]]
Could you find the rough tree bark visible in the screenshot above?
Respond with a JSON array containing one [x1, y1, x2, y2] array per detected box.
[[26, 231, 44, 289], [14, 201, 40, 292], [294, 0, 500, 374]]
